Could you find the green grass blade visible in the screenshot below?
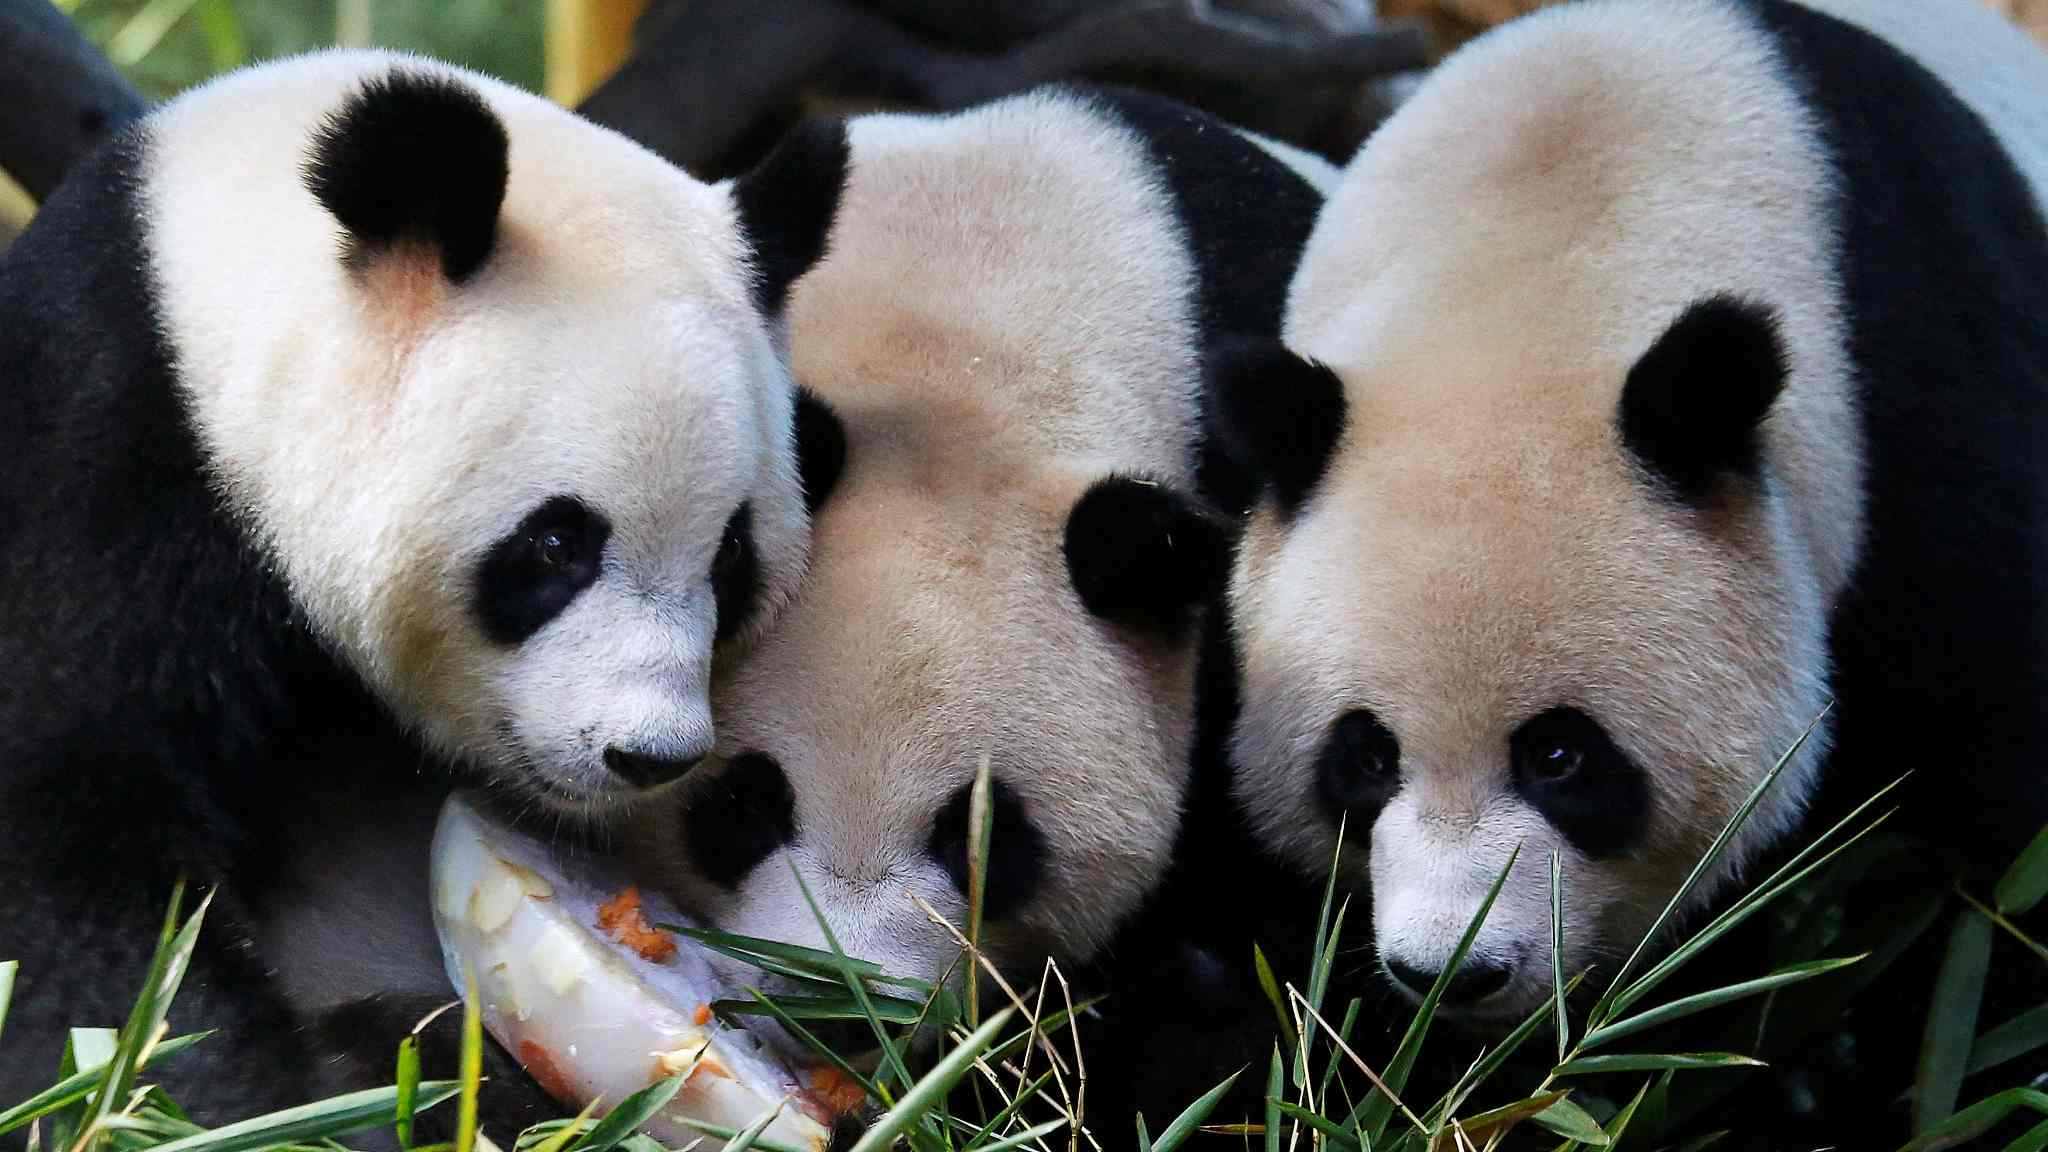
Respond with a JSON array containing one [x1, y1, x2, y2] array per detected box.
[[1301, 896, 1349, 1087], [847, 1008, 1015, 1152], [1427, 973, 1588, 1129], [0, 960, 16, 1046], [965, 1119, 1066, 1152], [1996, 823, 2048, 916], [670, 1119, 813, 1152], [454, 968, 483, 1152], [1551, 850, 1568, 1061], [0, 1033, 210, 1137], [714, 1099, 784, 1152], [1353, 845, 1520, 1139], [573, 1075, 684, 1152], [1969, 1002, 2048, 1077], [1263, 1048, 1281, 1152], [966, 752, 994, 1028], [961, 1070, 1054, 1151], [1135, 1113, 1153, 1152], [1251, 944, 1298, 1061], [147, 1083, 463, 1152], [1153, 1068, 1242, 1152], [1588, 713, 1828, 1028], [1608, 782, 1898, 1020], [2000, 1116, 2048, 1152], [79, 885, 211, 1152], [1915, 909, 1994, 1135], [661, 924, 894, 985], [1270, 1102, 1359, 1151], [394, 1035, 422, 1151], [789, 863, 919, 1094], [525, 1099, 601, 1152], [1299, 817, 1347, 1085], [713, 993, 924, 1025], [1553, 1054, 1763, 1076], [1898, 1088, 2048, 1152], [1529, 1096, 1609, 1147], [1581, 955, 1864, 1051], [1318, 999, 1362, 1110], [737, 988, 885, 1107]]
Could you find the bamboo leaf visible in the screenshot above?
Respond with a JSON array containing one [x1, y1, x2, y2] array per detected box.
[[660, 925, 896, 985], [573, 1076, 683, 1152], [455, 968, 483, 1152], [1915, 910, 1994, 1135], [966, 1119, 1066, 1152], [1581, 955, 1864, 1050], [1529, 1096, 1609, 1146], [1318, 999, 1362, 1111], [1271, 1102, 1359, 1150], [0, 1034, 210, 1137], [1995, 823, 2048, 916], [1252, 944, 1298, 1061], [1551, 850, 1568, 1061], [1264, 1048, 1282, 1152], [1301, 815, 1347, 1085], [670, 1119, 814, 1152], [712, 994, 923, 1025], [1969, 1002, 2048, 1077], [395, 1036, 422, 1151], [961, 1071, 1054, 1151], [148, 1084, 463, 1152], [1552, 1054, 1763, 1076], [737, 988, 883, 1107], [1136, 1113, 1153, 1152], [789, 863, 919, 1094], [1154, 1068, 1242, 1152], [1898, 1088, 2048, 1152], [525, 1098, 600, 1152], [845, 1007, 1014, 1152], [715, 1100, 785, 1152], [1589, 714, 1830, 1028], [0, 960, 16, 1046], [1999, 1117, 2048, 1152], [1444, 1090, 1571, 1147]]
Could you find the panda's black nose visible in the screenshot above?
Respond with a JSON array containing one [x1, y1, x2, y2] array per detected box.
[[603, 747, 702, 788], [1384, 956, 1514, 1006]]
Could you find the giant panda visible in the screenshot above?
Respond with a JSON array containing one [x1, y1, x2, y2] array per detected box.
[[624, 87, 1330, 1069], [0, 51, 839, 1120], [1207, 0, 2048, 1077]]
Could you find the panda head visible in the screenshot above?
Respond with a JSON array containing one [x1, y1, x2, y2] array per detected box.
[[1208, 296, 1836, 1026], [143, 53, 839, 813], [628, 463, 1226, 1022]]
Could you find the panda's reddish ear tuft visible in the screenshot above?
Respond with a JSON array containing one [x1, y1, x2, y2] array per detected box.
[[304, 69, 509, 283], [1205, 338, 1347, 518], [1620, 295, 1787, 503], [1063, 476, 1228, 643]]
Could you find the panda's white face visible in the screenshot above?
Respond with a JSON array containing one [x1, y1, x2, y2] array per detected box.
[[139, 52, 811, 813], [1218, 0, 1866, 1025]]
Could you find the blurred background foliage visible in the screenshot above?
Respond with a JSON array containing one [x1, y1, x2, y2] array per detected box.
[[58, 0, 545, 99]]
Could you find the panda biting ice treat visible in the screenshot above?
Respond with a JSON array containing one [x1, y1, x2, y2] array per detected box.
[[0, 50, 838, 1117], [1208, 0, 2048, 1029], [611, 87, 1330, 1049]]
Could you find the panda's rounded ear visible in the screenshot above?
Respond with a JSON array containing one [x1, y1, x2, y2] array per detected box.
[[1619, 295, 1786, 503], [793, 386, 846, 513], [1064, 476, 1229, 643], [732, 118, 848, 316], [304, 69, 509, 282], [1205, 338, 1347, 518]]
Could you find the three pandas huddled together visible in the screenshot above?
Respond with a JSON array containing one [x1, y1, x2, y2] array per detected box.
[[3, 0, 2045, 1147]]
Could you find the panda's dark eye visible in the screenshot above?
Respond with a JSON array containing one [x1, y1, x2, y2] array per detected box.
[[1314, 708, 1400, 825], [1509, 707, 1649, 859], [473, 496, 610, 645], [929, 777, 1047, 922]]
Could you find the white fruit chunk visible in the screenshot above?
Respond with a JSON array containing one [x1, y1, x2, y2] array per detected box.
[[430, 794, 833, 1152]]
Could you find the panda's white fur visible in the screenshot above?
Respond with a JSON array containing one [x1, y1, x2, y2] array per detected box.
[[145, 51, 809, 810], [1216, 0, 2048, 1026], [628, 88, 1330, 1008]]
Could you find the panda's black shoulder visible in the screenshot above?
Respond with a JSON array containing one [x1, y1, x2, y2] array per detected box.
[[1750, 0, 2048, 867]]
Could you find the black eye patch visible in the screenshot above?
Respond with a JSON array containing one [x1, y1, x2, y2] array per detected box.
[[473, 495, 609, 645], [1509, 707, 1649, 859], [1315, 708, 1401, 828], [710, 502, 760, 645], [929, 778, 1047, 923], [684, 751, 797, 888]]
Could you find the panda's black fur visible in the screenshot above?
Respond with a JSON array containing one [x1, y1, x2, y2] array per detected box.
[[0, 67, 840, 1133]]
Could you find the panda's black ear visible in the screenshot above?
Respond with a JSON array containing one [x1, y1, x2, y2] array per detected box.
[[305, 70, 509, 282], [794, 386, 846, 512], [1619, 295, 1786, 503], [733, 118, 848, 316], [1064, 476, 1229, 643], [1205, 338, 1347, 518]]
